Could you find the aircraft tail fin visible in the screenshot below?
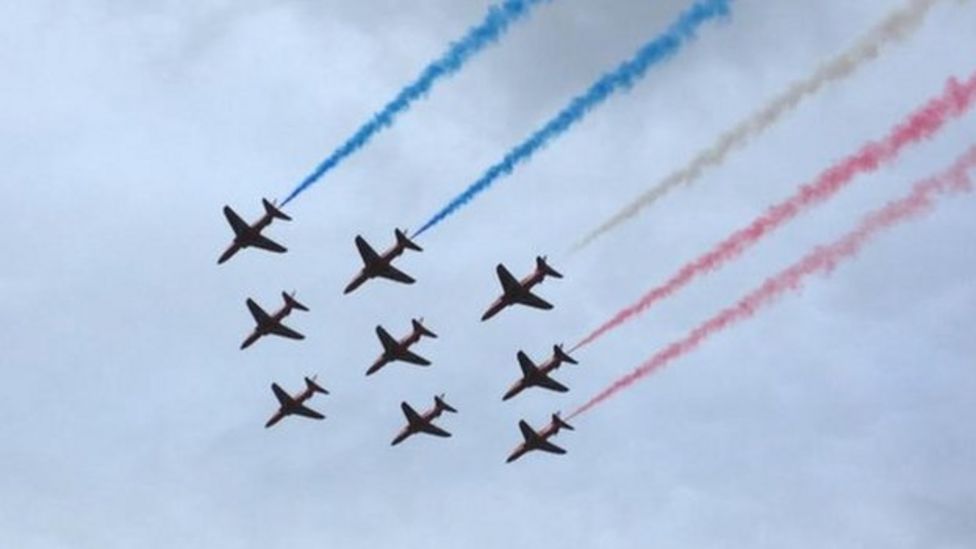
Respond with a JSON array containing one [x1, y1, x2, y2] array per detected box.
[[551, 412, 574, 432], [305, 376, 329, 395], [412, 318, 437, 339], [536, 256, 563, 279], [282, 291, 310, 312], [435, 394, 457, 414], [553, 344, 578, 365], [263, 198, 292, 221], [395, 228, 423, 252]]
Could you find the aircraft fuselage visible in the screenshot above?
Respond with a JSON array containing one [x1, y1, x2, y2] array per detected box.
[[265, 387, 315, 427], [395, 328, 422, 351], [345, 244, 405, 293], [387, 330, 422, 358], [503, 356, 562, 400], [219, 213, 274, 263], [241, 303, 296, 348], [483, 269, 545, 320], [241, 214, 274, 243], [369, 329, 423, 373], [506, 422, 561, 463], [391, 406, 444, 445]]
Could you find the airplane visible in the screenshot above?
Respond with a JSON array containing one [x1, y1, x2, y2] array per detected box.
[[240, 291, 309, 350], [502, 344, 579, 401], [506, 413, 575, 463], [343, 229, 422, 294], [390, 394, 457, 446], [481, 256, 563, 321], [264, 376, 329, 428], [367, 318, 438, 376], [218, 198, 291, 264]]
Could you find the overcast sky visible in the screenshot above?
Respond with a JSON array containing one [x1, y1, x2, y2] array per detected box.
[[2, 1, 975, 547]]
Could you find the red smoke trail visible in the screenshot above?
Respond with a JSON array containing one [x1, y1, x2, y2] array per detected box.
[[571, 71, 976, 352], [568, 144, 976, 420]]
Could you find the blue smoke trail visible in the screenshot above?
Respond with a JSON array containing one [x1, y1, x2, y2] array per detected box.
[[412, 0, 732, 237], [280, 0, 548, 207]]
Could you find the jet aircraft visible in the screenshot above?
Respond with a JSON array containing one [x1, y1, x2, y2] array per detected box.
[[240, 291, 309, 350], [481, 256, 563, 321], [265, 376, 329, 428], [367, 318, 438, 376], [506, 413, 575, 463], [502, 344, 579, 401], [390, 395, 457, 446], [218, 198, 291, 264], [344, 229, 422, 294]]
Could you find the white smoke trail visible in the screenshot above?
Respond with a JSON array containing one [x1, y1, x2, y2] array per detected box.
[[572, 0, 945, 252]]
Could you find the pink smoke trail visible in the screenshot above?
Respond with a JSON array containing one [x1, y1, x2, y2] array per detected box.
[[570, 71, 976, 353], [568, 144, 976, 419]]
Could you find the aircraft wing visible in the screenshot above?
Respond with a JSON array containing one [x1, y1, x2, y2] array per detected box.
[[518, 420, 539, 441], [246, 299, 272, 324], [395, 348, 431, 366], [400, 403, 448, 436], [517, 351, 539, 377], [268, 321, 305, 340], [401, 402, 424, 426], [518, 421, 566, 453], [496, 264, 521, 295], [291, 404, 325, 420], [377, 264, 415, 284], [271, 383, 294, 407], [223, 206, 250, 237], [534, 373, 569, 393], [512, 289, 553, 310], [248, 233, 287, 254], [376, 326, 399, 354], [355, 236, 381, 265], [533, 438, 566, 454], [417, 421, 451, 437]]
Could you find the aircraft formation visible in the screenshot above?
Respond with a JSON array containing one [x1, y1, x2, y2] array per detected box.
[[210, 0, 976, 467], [219, 199, 575, 463]]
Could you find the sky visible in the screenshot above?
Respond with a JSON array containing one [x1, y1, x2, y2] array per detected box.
[[1, 0, 975, 547]]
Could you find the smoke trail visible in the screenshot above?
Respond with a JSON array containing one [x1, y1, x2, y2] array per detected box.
[[279, 0, 549, 207], [573, 0, 947, 251], [569, 144, 976, 419], [411, 0, 732, 237], [570, 71, 976, 352]]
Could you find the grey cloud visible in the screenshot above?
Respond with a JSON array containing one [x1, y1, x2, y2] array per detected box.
[[2, 1, 975, 547]]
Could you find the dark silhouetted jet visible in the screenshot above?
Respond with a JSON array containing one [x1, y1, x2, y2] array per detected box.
[[506, 413, 574, 463], [344, 229, 422, 294], [390, 395, 457, 446], [502, 344, 579, 401], [481, 256, 563, 321], [240, 291, 309, 350], [265, 376, 329, 428], [367, 318, 438, 376], [218, 198, 291, 264]]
